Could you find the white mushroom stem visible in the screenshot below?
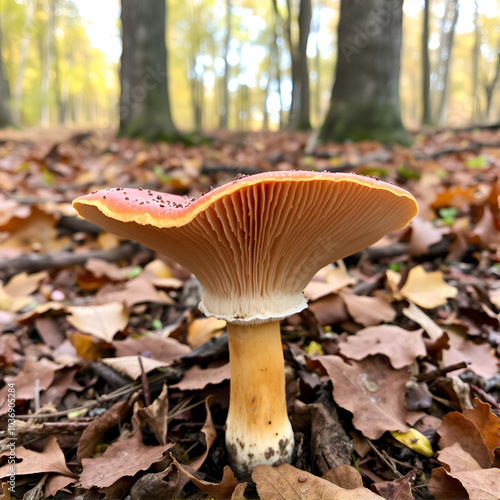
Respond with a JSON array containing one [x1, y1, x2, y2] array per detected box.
[[225, 320, 294, 479]]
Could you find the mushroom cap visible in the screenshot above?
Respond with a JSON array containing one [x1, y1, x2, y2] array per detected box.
[[73, 171, 418, 324]]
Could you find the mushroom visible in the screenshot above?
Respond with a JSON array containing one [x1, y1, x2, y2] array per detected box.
[[72, 171, 418, 479]]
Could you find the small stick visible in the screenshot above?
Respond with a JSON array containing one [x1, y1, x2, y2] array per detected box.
[[34, 379, 40, 413], [417, 361, 470, 383], [138, 356, 151, 407], [365, 438, 403, 479]]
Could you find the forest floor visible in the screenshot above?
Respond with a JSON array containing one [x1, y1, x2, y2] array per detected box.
[[0, 127, 499, 500]]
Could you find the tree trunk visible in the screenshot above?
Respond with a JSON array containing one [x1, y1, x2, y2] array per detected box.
[[484, 44, 500, 120], [12, 0, 35, 124], [119, 0, 178, 141], [219, 0, 231, 128], [421, 0, 432, 126], [435, 0, 459, 125], [0, 14, 13, 128], [320, 0, 410, 145], [471, 0, 481, 122], [40, 0, 55, 126]]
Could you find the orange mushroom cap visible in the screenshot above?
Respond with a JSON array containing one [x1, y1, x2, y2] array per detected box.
[[73, 171, 418, 324]]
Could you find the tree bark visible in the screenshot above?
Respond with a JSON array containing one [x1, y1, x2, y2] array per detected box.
[[0, 15, 12, 128], [320, 0, 410, 145], [421, 0, 432, 126], [119, 0, 178, 141]]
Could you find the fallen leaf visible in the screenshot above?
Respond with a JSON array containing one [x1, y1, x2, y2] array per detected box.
[[409, 216, 446, 256], [101, 355, 171, 379], [44, 474, 76, 498], [429, 466, 500, 500], [0, 358, 62, 415], [80, 431, 173, 488], [253, 463, 382, 499], [399, 265, 458, 309], [437, 442, 482, 472], [402, 301, 444, 340], [320, 355, 410, 439], [437, 412, 493, 467], [371, 470, 416, 500], [441, 341, 499, 379], [0, 436, 74, 478], [112, 335, 190, 363], [187, 317, 226, 348], [67, 302, 129, 342], [462, 399, 500, 455], [171, 363, 230, 391], [171, 456, 240, 500], [338, 291, 395, 327], [189, 396, 218, 471], [136, 383, 169, 445], [77, 397, 136, 461], [338, 325, 426, 369], [389, 428, 433, 456], [304, 263, 356, 301], [321, 464, 363, 489]]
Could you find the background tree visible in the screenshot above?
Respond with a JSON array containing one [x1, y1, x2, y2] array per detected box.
[[119, 0, 178, 140], [320, 0, 409, 145], [0, 14, 13, 128], [421, 0, 431, 126]]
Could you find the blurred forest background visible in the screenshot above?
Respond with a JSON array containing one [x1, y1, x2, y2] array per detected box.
[[0, 0, 499, 135]]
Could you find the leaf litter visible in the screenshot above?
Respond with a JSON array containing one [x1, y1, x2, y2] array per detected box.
[[0, 128, 499, 498]]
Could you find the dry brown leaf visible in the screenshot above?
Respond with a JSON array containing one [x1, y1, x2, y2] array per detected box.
[[95, 273, 173, 307], [0, 436, 74, 478], [321, 464, 363, 489], [441, 341, 499, 379], [462, 399, 500, 455], [101, 355, 171, 379], [437, 442, 482, 472], [253, 463, 382, 500], [80, 431, 173, 489], [189, 396, 218, 471], [136, 383, 169, 445], [304, 263, 356, 300], [112, 335, 190, 363], [371, 470, 415, 500], [170, 456, 240, 500], [66, 302, 129, 342], [0, 358, 61, 415], [44, 474, 76, 498], [320, 355, 410, 439], [338, 291, 395, 327], [77, 397, 136, 461], [429, 466, 500, 500], [437, 412, 493, 468], [402, 301, 444, 340], [427, 467, 468, 500], [338, 326, 426, 369], [409, 216, 446, 257], [171, 363, 230, 391], [399, 265, 457, 309], [187, 317, 226, 348]]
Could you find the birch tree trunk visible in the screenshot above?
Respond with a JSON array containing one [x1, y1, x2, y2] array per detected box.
[[40, 0, 55, 126]]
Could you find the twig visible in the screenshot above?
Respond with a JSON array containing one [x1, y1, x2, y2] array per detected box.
[[417, 361, 470, 383], [365, 438, 403, 479], [0, 242, 141, 280], [15, 369, 177, 420], [138, 356, 151, 406]]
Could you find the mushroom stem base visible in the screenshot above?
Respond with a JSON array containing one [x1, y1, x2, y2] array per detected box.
[[225, 321, 294, 480]]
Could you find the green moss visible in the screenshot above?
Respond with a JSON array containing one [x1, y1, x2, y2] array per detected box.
[[320, 100, 412, 146]]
